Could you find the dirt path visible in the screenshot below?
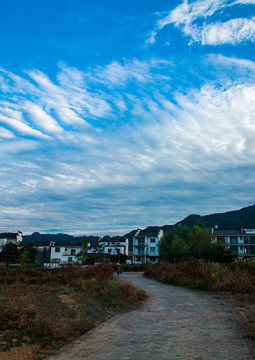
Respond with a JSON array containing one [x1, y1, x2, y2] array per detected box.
[[47, 273, 254, 359]]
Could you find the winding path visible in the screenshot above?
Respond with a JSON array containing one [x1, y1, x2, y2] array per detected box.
[[47, 273, 253, 359]]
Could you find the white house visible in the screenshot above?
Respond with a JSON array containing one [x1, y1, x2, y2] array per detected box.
[[49, 242, 86, 264], [133, 228, 163, 264], [0, 231, 23, 251], [211, 227, 255, 262], [99, 238, 129, 256]]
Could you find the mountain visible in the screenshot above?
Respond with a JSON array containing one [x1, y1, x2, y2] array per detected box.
[[176, 204, 255, 229], [23, 205, 255, 249], [22, 232, 100, 246]]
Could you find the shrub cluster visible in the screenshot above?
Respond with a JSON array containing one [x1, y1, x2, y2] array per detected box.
[[144, 259, 255, 293], [119, 263, 150, 272]]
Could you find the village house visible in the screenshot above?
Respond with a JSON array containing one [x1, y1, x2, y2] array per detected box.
[[19, 239, 94, 265], [132, 228, 163, 264], [99, 238, 129, 256], [49, 242, 84, 264], [211, 227, 255, 262], [0, 231, 23, 250]]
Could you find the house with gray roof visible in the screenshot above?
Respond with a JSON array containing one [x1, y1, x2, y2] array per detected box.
[[211, 227, 255, 261], [0, 231, 23, 251], [132, 228, 163, 264]]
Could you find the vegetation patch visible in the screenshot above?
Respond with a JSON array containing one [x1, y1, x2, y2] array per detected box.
[[119, 263, 150, 272], [0, 263, 147, 359], [144, 258, 255, 293]]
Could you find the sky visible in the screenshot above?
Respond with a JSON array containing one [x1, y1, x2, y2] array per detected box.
[[0, 0, 255, 236]]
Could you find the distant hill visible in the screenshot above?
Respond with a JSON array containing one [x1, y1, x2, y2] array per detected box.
[[22, 232, 100, 246], [23, 205, 255, 250], [176, 204, 255, 229]]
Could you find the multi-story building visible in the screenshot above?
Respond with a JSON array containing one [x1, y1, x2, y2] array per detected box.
[[211, 227, 255, 262], [133, 228, 163, 264]]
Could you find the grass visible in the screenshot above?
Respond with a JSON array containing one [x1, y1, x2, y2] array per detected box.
[[0, 263, 147, 359]]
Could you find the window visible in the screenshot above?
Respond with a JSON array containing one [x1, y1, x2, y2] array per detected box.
[[68, 257, 72, 262], [138, 240, 145, 246], [55, 247, 60, 252], [108, 248, 111, 253], [240, 246, 243, 251], [250, 237, 255, 244], [150, 247, 155, 253], [150, 238, 156, 243], [230, 237, 238, 245], [71, 249, 76, 255]]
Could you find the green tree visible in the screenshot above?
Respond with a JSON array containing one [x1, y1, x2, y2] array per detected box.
[[0, 243, 20, 263], [170, 234, 190, 262], [76, 239, 88, 264], [187, 225, 211, 259], [19, 242, 37, 263], [159, 225, 189, 261], [210, 244, 238, 264]]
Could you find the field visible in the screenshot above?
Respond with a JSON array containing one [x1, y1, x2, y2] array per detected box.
[[0, 263, 147, 360]]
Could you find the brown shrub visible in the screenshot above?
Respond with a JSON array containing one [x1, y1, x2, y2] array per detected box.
[[144, 259, 255, 294]]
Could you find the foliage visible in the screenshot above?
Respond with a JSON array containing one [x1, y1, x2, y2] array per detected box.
[[19, 242, 37, 264], [170, 235, 190, 262], [120, 263, 150, 272], [159, 225, 189, 262], [144, 259, 255, 294], [209, 244, 238, 264], [76, 239, 88, 264], [0, 243, 20, 264], [187, 225, 211, 259]]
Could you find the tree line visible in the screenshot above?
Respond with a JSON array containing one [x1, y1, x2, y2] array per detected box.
[[159, 223, 237, 263]]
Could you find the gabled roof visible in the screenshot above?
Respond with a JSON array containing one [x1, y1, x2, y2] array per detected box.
[[135, 228, 162, 238], [0, 232, 20, 239]]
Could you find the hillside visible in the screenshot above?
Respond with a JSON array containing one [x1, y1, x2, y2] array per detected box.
[[23, 205, 255, 248], [176, 204, 255, 229]]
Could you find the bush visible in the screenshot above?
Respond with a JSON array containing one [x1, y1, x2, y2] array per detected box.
[[120, 263, 151, 272], [144, 259, 255, 293]]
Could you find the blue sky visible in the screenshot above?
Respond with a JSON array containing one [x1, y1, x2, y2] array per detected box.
[[0, 0, 255, 236]]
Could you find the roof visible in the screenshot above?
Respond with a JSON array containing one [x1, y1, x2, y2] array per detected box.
[[212, 229, 255, 236], [101, 238, 127, 244], [0, 232, 20, 239], [135, 228, 162, 238]]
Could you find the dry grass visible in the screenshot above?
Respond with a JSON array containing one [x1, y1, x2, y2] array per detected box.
[[144, 258, 255, 293], [0, 263, 147, 359]]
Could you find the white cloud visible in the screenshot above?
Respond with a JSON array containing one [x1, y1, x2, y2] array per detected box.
[[0, 126, 14, 139], [191, 17, 255, 45], [24, 103, 63, 134], [208, 54, 255, 70], [0, 58, 255, 234], [150, 0, 255, 45], [0, 113, 50, 139]]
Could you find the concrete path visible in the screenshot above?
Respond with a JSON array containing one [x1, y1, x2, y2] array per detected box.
[[47, 273, 254, 360]]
